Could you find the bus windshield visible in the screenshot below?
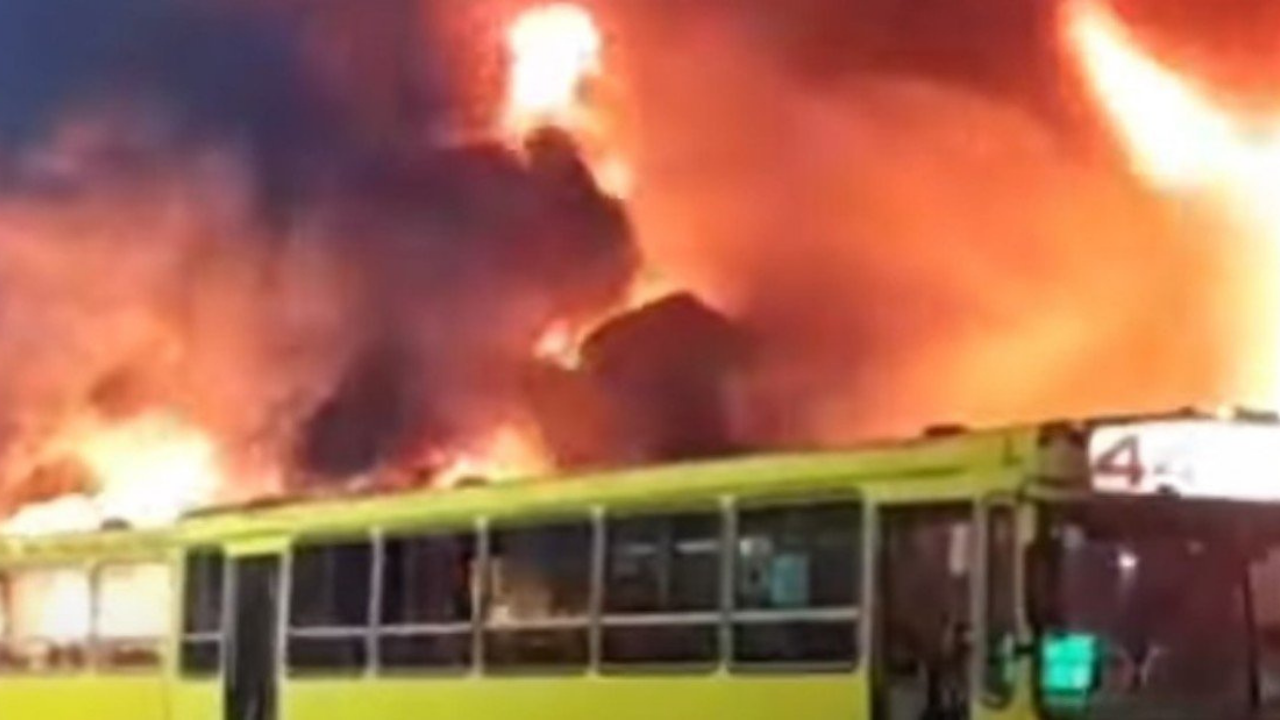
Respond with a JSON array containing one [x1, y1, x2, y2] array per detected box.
[[1037, 500, 1280, 720]]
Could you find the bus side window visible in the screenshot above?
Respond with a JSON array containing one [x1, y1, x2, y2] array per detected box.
[[0, 566, 92, 672], [484, 520, 591, 671], [1248, 546, 1280, 706], [95, 562, 170, 670], [983, 505, 1019, 705], [288, 538, 373, 674], [733, 500, 862, 667], [181, 548, 224, 676], [0, 572, 9, 669], [877, 504, 975, 720], [378, 531, 476, 672], [601, 510, 721, 668]]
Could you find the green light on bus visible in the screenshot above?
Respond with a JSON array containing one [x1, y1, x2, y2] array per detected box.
[[1040, 633, 1099, 697]]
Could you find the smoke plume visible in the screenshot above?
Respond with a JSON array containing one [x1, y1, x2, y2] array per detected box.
[[0, 0, 635, 508], [0, 0, 1270, 513], [605, 0, 1252, 442]]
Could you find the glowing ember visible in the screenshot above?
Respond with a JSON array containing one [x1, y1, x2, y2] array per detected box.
[[534, 270, 680, 369], [1, 495, 100, 537], [534, 317, 581, 368], [434, 420, 553, 487], [2, 410, 224, 535], [501, 3, 634, 198], [1066, 0, 1280, 405], [503, 3, 602, 138]]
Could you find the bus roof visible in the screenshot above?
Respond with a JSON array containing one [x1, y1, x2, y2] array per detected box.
[[186, 405, 1267, 529], [6, 407, 1276, 554], [171, 423, 1038, 543]]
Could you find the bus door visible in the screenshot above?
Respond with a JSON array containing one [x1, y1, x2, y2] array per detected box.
[[226, 554, 281, 720], [970, 500, 1031, 720], [874, 503, 975, 720]]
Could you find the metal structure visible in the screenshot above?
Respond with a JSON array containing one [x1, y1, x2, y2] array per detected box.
[[3, 410, 1280, 719]]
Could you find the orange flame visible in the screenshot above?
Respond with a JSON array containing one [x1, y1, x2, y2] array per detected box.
[[2, 410, 224, 536], [503, 4, 680, 368], [1066, 0, 1280, 405], [433, 419, 553, 488], [503, 3, 602, 139], [502, 3, 632, 198], [1, 559, 169, 659], [534, 269, 680, 370]]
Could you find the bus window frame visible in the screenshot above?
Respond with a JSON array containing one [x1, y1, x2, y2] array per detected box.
[[374, 524, 478, 676], [0, 570, 10, 670], [90, 559, 172, 673], [0, 561, 96, 675], [979, 494, 1022, 710], [481, 514, 595, 675], [872, 498, 981, 720], [179, 546, 227, 679], [266, 490, 868, 680], [284, 533, 377, 677], [727, 493, 865, 673], [597, 502, 724, 673]]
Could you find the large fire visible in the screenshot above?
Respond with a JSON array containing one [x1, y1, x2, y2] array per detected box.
[[503, 5, 682, 370], [0, 2, 640, 645], [0, 2, 632, 537], [0, 0, 1274, 648], [11, 0, 1261, 544], [432, 419, 554, 488], [535, 268, 679, 369], [1066, 0, 1280, 404], [1, 410, 224, 536]]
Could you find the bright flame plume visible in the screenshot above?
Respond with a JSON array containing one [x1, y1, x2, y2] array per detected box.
[[433, 420, 553, 488], [504, 3, 679, 369], [2, 410, 224, 536], [1066, 0, 1280, 405], [503, 3, 602, 138], [534, 269, 679, 369]]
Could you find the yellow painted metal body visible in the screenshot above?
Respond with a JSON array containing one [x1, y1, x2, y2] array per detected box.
[[0, 675, 169, 719], [0, 528, 175, 720], [287, 675, 868, 720], [0, 426, 1050, 720]]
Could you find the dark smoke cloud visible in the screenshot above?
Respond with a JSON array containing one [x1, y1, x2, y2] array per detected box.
[[0, 0, 638, 502], [527, 293, 749, 468], [579, 293, 749, 462], [0, 0, 1268, 508], [297, 131, 634, 479], [0, 0, 355, 209]]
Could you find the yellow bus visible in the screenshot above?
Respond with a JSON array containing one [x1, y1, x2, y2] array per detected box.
[[4, 411, 1280, 720]]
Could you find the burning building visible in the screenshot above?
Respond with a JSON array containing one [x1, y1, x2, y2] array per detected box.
[[0, 0, 1276, 533], [0, 0, 718, 531]]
